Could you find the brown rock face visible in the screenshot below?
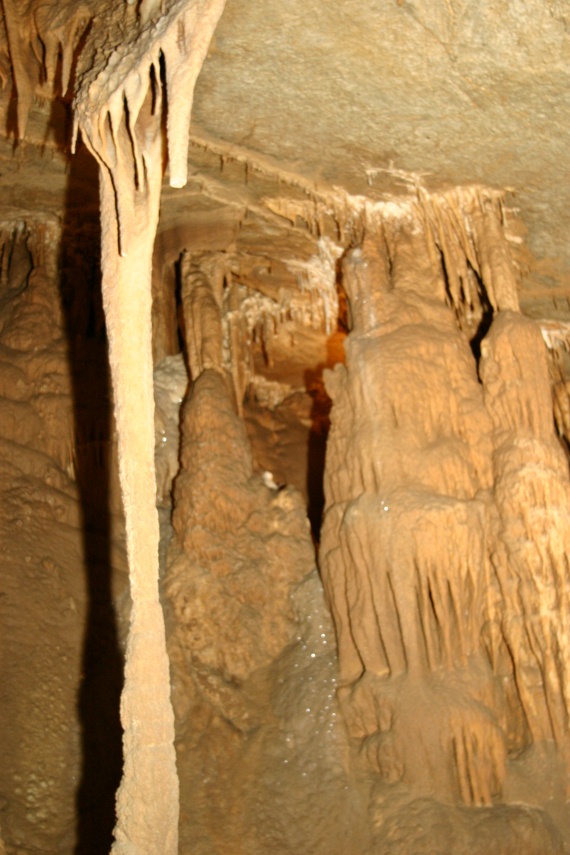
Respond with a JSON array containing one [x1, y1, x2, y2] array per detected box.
[[320, 193, 570, 847], [167, 368, 313, 721], [481, 312, 570, 749], [1, 1, 570, 851]]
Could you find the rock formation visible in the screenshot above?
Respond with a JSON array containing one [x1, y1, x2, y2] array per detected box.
[[72, 3, 227, 850], [165, 258, 314, 729], [321, 191, 506, 803], [0, 1, 570, 853], [481, 312, 570, 750], [320, 189, 569, 845]]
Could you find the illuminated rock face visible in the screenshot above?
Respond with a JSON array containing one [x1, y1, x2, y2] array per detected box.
[[319, 197, 570, 845], [1, 1, 570, 853], [2, 1, 227, 851], [481, 312, 570, 750]]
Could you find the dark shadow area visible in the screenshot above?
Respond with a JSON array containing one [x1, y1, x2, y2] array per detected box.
[[438, 249, 494, 374], [57, 143, 124, 854], [174, 251, 186, 355], [4, 81, 18, 143], [467, 264, 495, 368], [304, 365, 332, 544], [305, 262, 347, 544], [556, 429, 570, 466]]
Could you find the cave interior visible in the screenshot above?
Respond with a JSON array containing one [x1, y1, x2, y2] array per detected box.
[[1, 1, 570, 853]]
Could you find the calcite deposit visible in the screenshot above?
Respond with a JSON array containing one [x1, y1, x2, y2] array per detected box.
[[320, 191, 570, 844], [166, 260, 314, 728], [0, 1, 570, 854]]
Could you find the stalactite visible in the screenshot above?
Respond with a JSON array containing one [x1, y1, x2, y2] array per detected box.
[[73, 0, 226, 248], [179, 251, 224, 381], [1, 0, 94, 138], [224, 277, 250, 416], [71, 1, 227, 851]]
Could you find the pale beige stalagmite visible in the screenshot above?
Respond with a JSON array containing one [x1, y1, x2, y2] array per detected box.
[[73, 1, 226, 851], [320, 189, 519, 806]]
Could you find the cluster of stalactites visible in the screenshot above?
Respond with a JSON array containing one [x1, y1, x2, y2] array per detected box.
[[263, 184, 519, 345], [0, 0, 94, 138], [0, 0, 232, 259], [345, 185, 520, 331], [218, 238, 341, 409], [72, 0, 227, 257], [222, 248, 339, 345], [0, 0, 209, 142], [421, 186, 520, 316], [0, 217, 59, 285]]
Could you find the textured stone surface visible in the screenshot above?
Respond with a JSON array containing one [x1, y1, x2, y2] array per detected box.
[[1, 0, 570, 311], [1, 1, 570, 853], [319, 197, 570, 847], [193, 0, 570, 307]]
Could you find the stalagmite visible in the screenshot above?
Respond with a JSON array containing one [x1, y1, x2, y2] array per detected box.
[[163, 257, 316, 850], [72, 1, 226, 851]]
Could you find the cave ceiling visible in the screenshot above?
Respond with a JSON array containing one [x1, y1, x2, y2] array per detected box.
[[0, 0, 569, 321]]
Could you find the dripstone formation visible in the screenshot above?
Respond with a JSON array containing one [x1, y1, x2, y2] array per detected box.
[[0, 1, 569, 853]]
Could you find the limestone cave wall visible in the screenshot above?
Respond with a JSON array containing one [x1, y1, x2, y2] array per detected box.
[[0, 2, 570, 854]]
